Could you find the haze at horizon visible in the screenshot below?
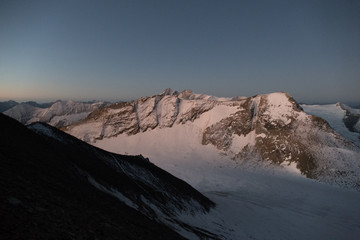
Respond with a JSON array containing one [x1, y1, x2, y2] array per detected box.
[[1, 0, 359, 104]]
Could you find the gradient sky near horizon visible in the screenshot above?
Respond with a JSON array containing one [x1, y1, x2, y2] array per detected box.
[[1, 0, 359, 103]]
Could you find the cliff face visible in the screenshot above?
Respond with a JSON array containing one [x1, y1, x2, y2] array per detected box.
[[64, 89, 219, 140], [64, 90, 360, 190], [201, 93, 360, 184]]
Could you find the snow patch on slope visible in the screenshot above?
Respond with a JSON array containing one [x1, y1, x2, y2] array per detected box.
[[230, 130, 256, 153], [266, 92, 307, 122], [94, 120, 304, 191], [178, 89, 232, 102], [302, 104, 360, 146], [64, 90, 360, 239], [28, 123, 64, 142], [49, 112, 91, 127], [94, 123, 231, 189], [69, 122, 104, 143], [339, 103, 360, 115], [202, 170, 360, 240], [266, 92, 293, 121], [66, 91, 360, 191], [4, 100, 104, 127], [193, 104, 240, 130], [94, 129, 360, 240], [280, 161, 301, 175], [86, 172, 138, 209]]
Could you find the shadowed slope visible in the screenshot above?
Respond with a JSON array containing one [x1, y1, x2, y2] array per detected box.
[[0, 113, 215, 239]]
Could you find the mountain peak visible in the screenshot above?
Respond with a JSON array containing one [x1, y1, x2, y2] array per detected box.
[[4, 100, 105, 128], [160, 88, 178, 96], [58, 90, 360, 190], [178, 89, 194, 99]]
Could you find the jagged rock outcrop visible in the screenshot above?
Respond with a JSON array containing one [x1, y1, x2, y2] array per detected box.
[[202, 93, 360, 183], [64, 89, 360, 190], [64, 89, 222, 141]]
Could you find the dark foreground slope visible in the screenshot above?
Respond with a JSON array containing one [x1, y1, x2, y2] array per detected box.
[[0, 114, 215, 239]]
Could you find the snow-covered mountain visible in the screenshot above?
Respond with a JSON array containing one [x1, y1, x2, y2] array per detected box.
[[0, 100, 18, 112], [0, 100, 55, 113], [3, 103, 360, 239], [64, 89, 360, 191], [302, 103, 360, 147], [4, 100, 107, 127]]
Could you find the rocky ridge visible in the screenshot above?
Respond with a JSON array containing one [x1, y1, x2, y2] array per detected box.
[[4, 100, 107, 128], [64, 89, 360, 190], [64, 89, 231, 141], [0, 113, 217, 239]]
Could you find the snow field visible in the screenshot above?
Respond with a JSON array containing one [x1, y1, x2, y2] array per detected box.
[[66, 91, 360, 239], [94, 117, 360, 239], [301, 104, 360, 147]]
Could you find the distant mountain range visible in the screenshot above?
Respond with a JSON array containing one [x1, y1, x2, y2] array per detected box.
[[0, 100, 19, 112], [3, 100, 109, 128], [3, 90, 360, 191], [2, 90, 360, 239], [60, 89, 360, 190], [0, 100, 56, 112]]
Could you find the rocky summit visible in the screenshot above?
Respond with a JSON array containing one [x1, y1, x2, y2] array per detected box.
[[63, 89, 360, 190], [4, 100, 107, 128]]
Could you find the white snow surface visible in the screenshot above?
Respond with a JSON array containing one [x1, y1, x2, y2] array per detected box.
[[301, 103, 360, 146], [229, 130, 256, 153], [28, 123, 64, 142], [177, 89, 233, 102], [48, 112, 91, 127], [339, 103, 360, 115], [4, 100, 104, 127], [93, 117, 360, 239], [200, 171, 360, 240], [65, 91, 360, 239], [265, 92, 307, 122]]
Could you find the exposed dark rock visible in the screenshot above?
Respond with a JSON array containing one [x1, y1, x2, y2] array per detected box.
[[63, 90, 360, 190], [201, 93, 360, 185], [0, 113, 216, 239]]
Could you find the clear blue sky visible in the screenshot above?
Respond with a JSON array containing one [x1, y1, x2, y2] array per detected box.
[[1, 0, 359, 103]]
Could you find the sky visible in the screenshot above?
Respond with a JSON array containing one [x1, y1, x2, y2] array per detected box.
[[0, 0, 359, 104]]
